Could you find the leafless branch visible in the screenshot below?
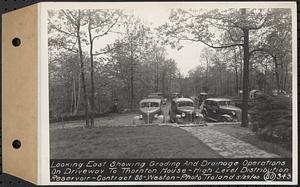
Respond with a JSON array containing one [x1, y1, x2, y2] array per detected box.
[[92, 16, 120, 42], [50, 23, 77, 37], [61, 10, 77, 26], [248, 14, 269, 30], [173, 34, 243, 49], [62, 45, 78, 53], [93, 46, 119, 56], [90, 17, 111, 30]]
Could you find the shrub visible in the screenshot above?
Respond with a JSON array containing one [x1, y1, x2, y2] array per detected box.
[[249, 94, 292, 148]]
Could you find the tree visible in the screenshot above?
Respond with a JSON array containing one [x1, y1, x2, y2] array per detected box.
[[49, 10, 90, 127], [250, 9, 292, 94], [200, 47, 214, 93], [161, 59, 178, 96], [49, 54, 81, 117], [109, 17, 155, 110], [159, 8, 272, 127], [249, 94, 292, 148], [86, 9, 122, 127]]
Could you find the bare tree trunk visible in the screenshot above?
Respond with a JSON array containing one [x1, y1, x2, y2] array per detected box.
[[130, 49, 134, 111], [241, 26, 250, 127], [155, 60, 159, 92], [264, 63, 268, 93], [77, 10, 90, 127], [74, 75, 81, 115], [233, 48, 240, 95], [71, 78, 74, 114], [88, 13, 95, 127], [274, 57, 281, 93], [234, 56, 239, 95], [279, 63, 285, 92], [169, 78, 172, 94], [205, 56, 209, 90], [283, 63, 288, 91], [238, 46, 243, 94], [73, 78, 76, 114], [162, 67, 166, 96], [248, 59, 252, 90]]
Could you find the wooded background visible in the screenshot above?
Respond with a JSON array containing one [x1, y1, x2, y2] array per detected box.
[[48, 8, 293, 127]]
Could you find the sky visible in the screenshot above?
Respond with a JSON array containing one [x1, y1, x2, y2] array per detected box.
[[48, 2, 296, 75], [93, 7, 206, 76]]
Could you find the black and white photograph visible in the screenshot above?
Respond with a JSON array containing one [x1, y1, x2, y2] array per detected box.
[[46, 2, 297, 184]]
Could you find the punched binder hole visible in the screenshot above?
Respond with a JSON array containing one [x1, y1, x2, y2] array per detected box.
[[12, 139, 21, 149], [12, 38, 21, 47]]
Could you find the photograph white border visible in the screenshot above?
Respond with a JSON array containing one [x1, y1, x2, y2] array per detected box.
[[38, 1, 298, 185]]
